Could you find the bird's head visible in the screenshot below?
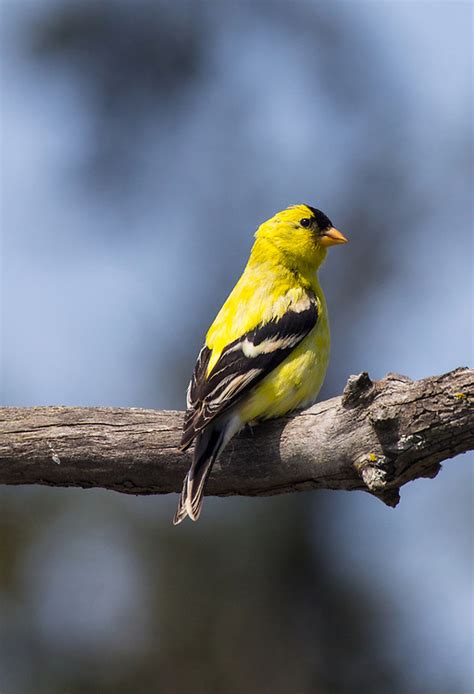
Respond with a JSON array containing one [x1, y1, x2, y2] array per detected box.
[[254, 204, 348, 270]]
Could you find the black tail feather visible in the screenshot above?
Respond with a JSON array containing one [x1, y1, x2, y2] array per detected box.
[[173, 426, 225, 525]]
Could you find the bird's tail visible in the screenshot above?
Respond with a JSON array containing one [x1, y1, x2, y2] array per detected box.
[[173, 417, 240, 525]]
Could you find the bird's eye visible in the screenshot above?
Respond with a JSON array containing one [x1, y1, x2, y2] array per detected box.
[[300, 218, 311, 228]]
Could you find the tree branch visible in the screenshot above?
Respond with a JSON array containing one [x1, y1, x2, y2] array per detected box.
[[0, 368, 472, 507]]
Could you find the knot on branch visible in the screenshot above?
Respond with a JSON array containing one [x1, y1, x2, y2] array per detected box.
[[342, 372, 373, 407], [355, 453, 400, 508]]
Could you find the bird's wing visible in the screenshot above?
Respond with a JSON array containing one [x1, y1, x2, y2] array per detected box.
[[180, 293, 319, 450]]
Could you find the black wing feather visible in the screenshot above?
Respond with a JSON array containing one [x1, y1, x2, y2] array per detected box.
[[180, 295, 318, 450]]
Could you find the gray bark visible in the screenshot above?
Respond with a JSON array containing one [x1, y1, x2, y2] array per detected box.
[[0, 368, 472, 507]]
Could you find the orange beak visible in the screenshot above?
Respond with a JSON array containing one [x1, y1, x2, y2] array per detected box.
[[320, 227, 348, 247]]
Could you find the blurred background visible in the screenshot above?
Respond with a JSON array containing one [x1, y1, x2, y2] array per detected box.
[[1, 1, 473, 692]]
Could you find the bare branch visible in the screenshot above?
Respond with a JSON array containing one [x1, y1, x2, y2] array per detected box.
[[0, 368, 472, 507]]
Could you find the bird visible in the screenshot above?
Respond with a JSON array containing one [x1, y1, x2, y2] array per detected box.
[[173, 204, 348, 524]]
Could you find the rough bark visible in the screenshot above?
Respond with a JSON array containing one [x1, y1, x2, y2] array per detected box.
[[0, 368, 472, 507]]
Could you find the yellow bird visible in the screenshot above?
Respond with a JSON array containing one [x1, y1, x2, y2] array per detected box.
[[174, 204, 348, 524]]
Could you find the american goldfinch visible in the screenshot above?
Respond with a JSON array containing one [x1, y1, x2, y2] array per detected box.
[[174, 204, 348, 524]]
